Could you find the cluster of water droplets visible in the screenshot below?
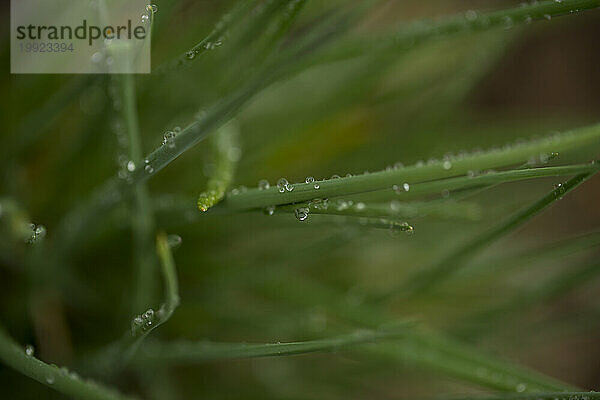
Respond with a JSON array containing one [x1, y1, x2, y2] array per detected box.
[[117, 160, 135, 184], [390, 221, 414, 234], [252, 144, 567, 225], [392, 183, 410, 194], [23, 344, 80, 384], [26, 223, 46, 244], [459, 0, 573, 32], [553, 181, 568, 199], [144, 158, 154, 174], [230, 186, 247, 196], [358, 218, 413, 235], [185, 38, 224, 60], [44, 364, 80, 385], [131, 308, 157, 336], [276, 178, 294, 193], [527, 151, 559, 167], [305, 176, 320, 190], [141, 4, 158, 23], [385, 146, 561, 196]]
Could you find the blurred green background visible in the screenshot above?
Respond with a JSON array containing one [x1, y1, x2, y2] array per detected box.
[[1, 0, 599, 398]]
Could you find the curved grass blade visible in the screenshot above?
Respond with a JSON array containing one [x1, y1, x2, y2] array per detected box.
[[0, 326, 135, 400], [312, 0, 600, 67], [158, 0, 307, 74], [458, 230, 600, 282], [362, 330, 574, 393], [257, 275, 576, 392], [132, 323, 414, 366], [91, 232, 179, 373], [395, 172, 596, 298], [155, 0, 253, 73], [197, 123, 240, 212], [461, 259, 600, 336], [127, 232, 180, 353]]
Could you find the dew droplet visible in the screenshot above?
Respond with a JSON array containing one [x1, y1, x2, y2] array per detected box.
[[150, 4, 158, 13], [305, 176, 314, 184], [185, 50, 196, 60], [403, 183, 410, 192], [167, 234, 182, 249], [263, 206, 275, 216], [258, 179, 270, 190], [314, 183, 320, 190], [276, 178, 288, 193], [294, 207, 309, 221], [442, 160, 452, 170], [24, 345, 34, 356], [141, 14, 149, 23], [126, 160, 136, 172], [91, 52, 103, 63], [46, 375, 55, 384], [331, 174, 341, 179], [465, 10, 478, 21], [145, 165, 154, 174], [35, 225, 46, 238], [516, 383, 526, 392], [162, 130, 176, 149]]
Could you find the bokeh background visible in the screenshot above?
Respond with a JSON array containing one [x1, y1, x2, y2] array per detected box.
[[1, 0, 600, 398]]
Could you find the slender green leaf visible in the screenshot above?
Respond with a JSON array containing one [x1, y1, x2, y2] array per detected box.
[[451, 392, 600, 400], [0, 326, 135, 400], [222, 127, 600, 210], [132, 323, 413, 365], [396, 172, 596, 297]]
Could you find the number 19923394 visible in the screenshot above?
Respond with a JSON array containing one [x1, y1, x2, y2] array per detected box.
[[19, 42, 74, 52]]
